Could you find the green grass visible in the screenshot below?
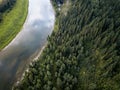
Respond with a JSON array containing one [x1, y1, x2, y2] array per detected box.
[[0, 0, 2, 3], [0, 0, 28, 50]]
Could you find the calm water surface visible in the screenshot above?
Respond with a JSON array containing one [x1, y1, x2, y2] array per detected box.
[[0, 0, 55, 89]]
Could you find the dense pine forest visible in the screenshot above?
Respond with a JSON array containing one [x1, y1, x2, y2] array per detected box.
[[14, 0, 120, 89]]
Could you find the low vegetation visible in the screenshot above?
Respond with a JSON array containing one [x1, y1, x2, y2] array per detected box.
[[14, 0, 120, 90], [0, 0, 28, 50]]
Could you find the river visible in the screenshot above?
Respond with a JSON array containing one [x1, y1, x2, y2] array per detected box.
[[0, 0, 55, 89]]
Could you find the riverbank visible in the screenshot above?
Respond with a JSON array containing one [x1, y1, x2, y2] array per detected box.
[[12, 0, 56, 89], [0, 0, 28, 50], [12, 1, 69, 89], [12, 43, 47, 87]]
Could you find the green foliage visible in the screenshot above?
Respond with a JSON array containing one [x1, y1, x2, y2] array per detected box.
[[0, 0, 28, 50], [0, 0, 16, 12], [14, 0, 120, 90]]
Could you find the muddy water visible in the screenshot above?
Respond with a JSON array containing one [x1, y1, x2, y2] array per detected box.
[[0, 0, 55, 89]]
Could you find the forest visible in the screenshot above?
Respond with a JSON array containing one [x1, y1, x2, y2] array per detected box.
[[14, 0, 120, 90]]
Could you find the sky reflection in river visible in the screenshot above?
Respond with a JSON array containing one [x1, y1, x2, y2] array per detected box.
[[0, 0, 55, 89]]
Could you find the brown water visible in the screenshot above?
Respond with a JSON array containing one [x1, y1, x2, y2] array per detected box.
[[0, 0, 55, 89]]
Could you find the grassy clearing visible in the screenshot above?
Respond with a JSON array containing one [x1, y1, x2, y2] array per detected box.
[[61, 0, 71, 16], [0, 0, 2, 3], [0, 0, 28, 50], [53, 0, 71, 32]]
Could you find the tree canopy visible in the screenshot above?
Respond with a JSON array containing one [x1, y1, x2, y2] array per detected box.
[[14, 0, 120, 89]]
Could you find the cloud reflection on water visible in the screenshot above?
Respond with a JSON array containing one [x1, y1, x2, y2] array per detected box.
[[0, 0, 55, 89]]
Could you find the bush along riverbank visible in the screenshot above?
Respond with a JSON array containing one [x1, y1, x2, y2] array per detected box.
[[14, 0, 120, 90], [0, 0, 16, 12], [0, 0, 28, 50]]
